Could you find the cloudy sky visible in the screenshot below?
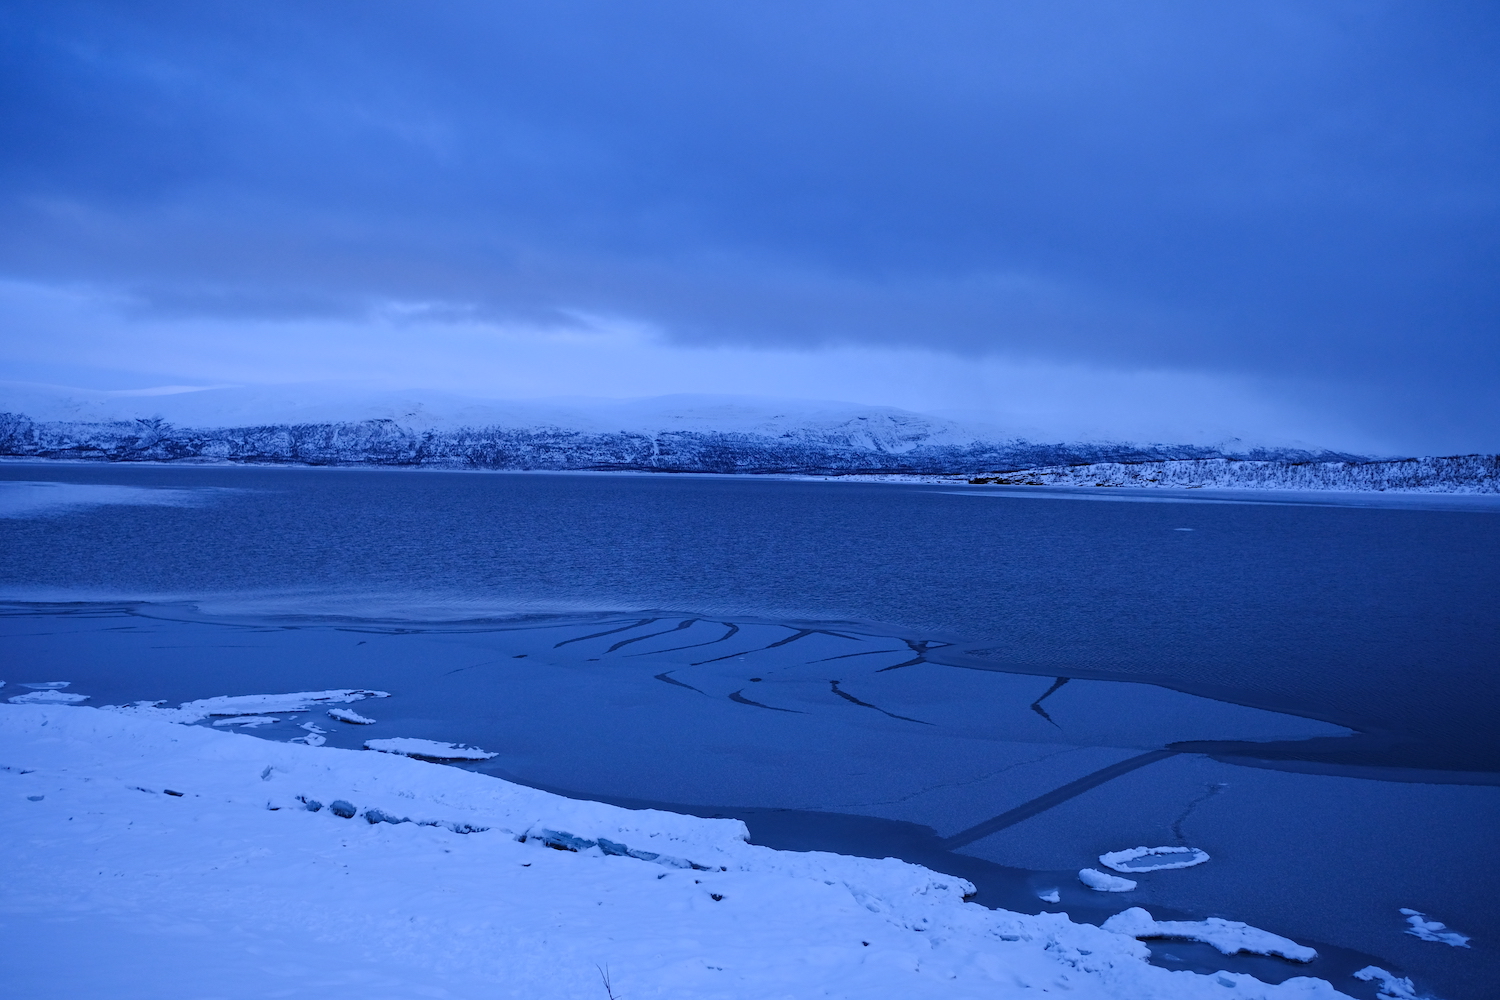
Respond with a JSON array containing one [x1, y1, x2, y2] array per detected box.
[[2, 1, 1497, 452]]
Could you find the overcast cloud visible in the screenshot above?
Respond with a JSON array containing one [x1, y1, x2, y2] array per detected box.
[[1, 1, 1496, 452]]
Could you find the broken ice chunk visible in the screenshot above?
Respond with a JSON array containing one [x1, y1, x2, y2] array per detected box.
[[1037, 889, 1060, 903], [1099, 846, 1210, 873], [1078, 868, 1136, 892], [103, 689, 388, 724], [1102, 907, 1316, 962], [328, 707, 376, 725], [19, 681, 70, 689], [9, 690, 89, 704], [288, 722, 327, 747], [211, 716, 279, 727], [1353, 966, 1420, 1000], [364, 737, 497, 761], [1400, 908, 1470, 948]]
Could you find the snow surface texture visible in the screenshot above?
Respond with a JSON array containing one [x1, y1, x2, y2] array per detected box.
[[967, 457, 1499, 493], [102, 689, 388, 724], [1101, 908, 1318, 963], [1101, 846, 1211, 873], [364, 737, 497, 761], [1078, 868, 1137, 892], [0, 704, 1355, 1000], [1400, 909, 1471, 948]]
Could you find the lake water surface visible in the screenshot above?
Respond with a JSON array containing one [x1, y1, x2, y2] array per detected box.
[[2, 463, 1496, 999]]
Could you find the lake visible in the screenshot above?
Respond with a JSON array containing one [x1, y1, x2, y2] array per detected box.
[[3, 462, 1497, 998]]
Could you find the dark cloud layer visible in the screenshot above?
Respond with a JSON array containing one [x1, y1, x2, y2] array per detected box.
[[1, 1, 1497, 441]]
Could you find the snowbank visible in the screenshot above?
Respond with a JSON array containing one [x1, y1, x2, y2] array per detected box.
[[0, 704, 1354, 999], [1102, 908, 1318, 963]]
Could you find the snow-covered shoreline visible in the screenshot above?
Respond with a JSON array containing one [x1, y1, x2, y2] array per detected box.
[[0, 703, 1353, 999]]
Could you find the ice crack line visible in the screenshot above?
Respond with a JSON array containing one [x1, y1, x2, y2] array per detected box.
[[874, 639, 952, 672], [553, 618, 660, 648], [728, 689, 805, 713], [628, 622, 739, 655], [939, 750, 1180, 849], [606, 618, 699, 653], [1171, 782, 1228, 844], [831, 746, 1080, 809], [690, 627, 859, 666], [828, 680, 933, 725], [653, 671, 708, 695], [1029, 677, 1070, 726]]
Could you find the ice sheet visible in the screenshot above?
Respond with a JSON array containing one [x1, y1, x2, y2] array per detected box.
[[365, 737, 497, 761], [103, 689, 389, 724], [8, 690, 89, 704]]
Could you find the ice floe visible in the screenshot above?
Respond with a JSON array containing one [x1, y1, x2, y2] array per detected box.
[[8, 690, 89, 705], [1037, 888, 1060, 903], [103, 689, 389, 724], [211, 716, 280, 727], [1100, 845, 1210, 873], [1400, 908, 1470, 948], [1352, 966, 1423, 1000], [1078, 868, 1137, 892], [365, 737, 497, 761], [0, 703, 1358, 999], [1102, 907, 1317, 962], [290, 722, 328, 747], [327, 707, 376, 724], [19, 681, 71, 689]]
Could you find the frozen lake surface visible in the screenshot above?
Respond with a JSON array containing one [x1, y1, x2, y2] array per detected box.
[[2, 462, 1497, 998]]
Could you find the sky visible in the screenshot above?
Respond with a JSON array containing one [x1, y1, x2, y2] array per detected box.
[[1, 1, 1497, 453]]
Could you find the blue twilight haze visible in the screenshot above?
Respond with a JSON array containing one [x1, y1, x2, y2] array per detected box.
[[0, 1, 1497, 451]]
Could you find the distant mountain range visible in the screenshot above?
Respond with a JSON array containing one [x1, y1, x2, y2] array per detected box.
[[0, 383, 1493, 491]]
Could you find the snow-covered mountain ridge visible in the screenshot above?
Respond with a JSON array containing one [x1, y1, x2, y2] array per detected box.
[[2, 383, 1492, 489], [0, 409, 1360, 477]]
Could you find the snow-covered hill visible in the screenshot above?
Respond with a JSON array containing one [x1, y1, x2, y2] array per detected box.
[[0, 382, 1370, 478]]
